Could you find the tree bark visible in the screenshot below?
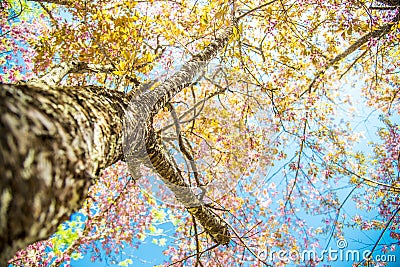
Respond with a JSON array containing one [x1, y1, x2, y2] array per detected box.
[[124, 25, 233, 245], [0, 24, 233, 265], [0, 84, 129, 265], [145, 130, 230, 245]]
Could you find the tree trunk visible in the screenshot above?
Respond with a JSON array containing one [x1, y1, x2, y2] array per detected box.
[[0, 23, 233, 265], [145, 131, 230, 245], [124, 25, 233, 245], [0, 84, 129, 265]]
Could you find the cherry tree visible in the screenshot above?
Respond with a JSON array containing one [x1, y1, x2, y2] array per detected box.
[[1, 0, 399, 266]]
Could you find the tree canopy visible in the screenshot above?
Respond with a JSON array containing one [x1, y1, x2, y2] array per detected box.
[[1, 0, 399, 266]]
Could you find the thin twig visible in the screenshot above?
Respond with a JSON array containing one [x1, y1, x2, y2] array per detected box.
[[236, 0, 278, 20]]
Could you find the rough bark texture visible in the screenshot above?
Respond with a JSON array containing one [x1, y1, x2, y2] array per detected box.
[[0, 24, 233, 265], [145, 131, 230, 245], [0, 84, 129, 265], [141, 27, 234, 117], [124, 25, 233, 159], [124, 26, 233, 245]]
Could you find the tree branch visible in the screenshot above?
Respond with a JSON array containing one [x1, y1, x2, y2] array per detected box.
[[300, 12, 400, 97], [166, 103, 202, 188], [124, 26, 233, 246], [137, 25, 233, 117], [144, 129, 230, 245], [26, 61, 116, 88], [28, 0, 71, 6], [236, 0, 278, 21]]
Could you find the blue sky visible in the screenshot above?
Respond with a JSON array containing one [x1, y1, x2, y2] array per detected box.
[[71, 226, 173, 267]]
